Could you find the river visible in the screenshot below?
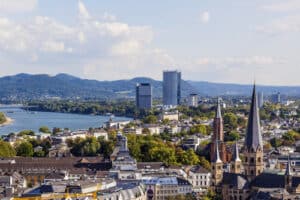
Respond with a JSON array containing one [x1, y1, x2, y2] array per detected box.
[[0, 107, 131, 135]]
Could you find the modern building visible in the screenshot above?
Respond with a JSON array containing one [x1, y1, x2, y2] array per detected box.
[[163, 70, 181, 107], [188, 93, 198, 107], [258, 91, 264, 108], [271, 92, 281, 104], [136, 83, 152, 109]]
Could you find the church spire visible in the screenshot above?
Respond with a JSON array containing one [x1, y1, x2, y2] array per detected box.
[[245, 84, 263, 151], [232, 142, 241, 162], [285, 156, 292, 176], [216, 98, 222, 119], [212, 140, 222, 163]]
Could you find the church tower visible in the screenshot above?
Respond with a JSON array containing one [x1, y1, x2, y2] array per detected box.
[[231, 142, 242, 174], [285, 157, 293, 191], [211, 140, 223, 187], [243, 84, 264, 181], [210, 98, 227, 162]]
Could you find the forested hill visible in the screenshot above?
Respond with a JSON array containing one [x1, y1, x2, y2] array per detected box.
[[0, 73, 299, 101]]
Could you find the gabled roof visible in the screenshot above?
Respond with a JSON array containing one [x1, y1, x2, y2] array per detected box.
[[250, 173, 285, 188], [245, 84, 263, 151], [222, 173, 249, 189]]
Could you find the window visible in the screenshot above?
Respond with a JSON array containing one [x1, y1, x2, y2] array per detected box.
[[251, 170, 254, 175], [250, 157, 254, 163]]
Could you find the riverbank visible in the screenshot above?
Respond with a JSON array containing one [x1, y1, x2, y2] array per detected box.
[[0, 116, 13, 127]]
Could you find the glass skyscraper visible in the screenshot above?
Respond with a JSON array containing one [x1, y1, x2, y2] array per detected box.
[[136, 83, 152, 109], [163, 70, 181, 106]]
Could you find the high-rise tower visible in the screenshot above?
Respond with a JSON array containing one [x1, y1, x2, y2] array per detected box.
[[243, 85, 264, 181], [163, 70, 181, 106], [136, 83, 152, 109]]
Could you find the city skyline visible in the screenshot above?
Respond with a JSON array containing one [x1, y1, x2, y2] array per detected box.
[[0, 0, 299, 85]]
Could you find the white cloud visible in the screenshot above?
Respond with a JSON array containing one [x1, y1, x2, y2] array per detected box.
[[256, 15, 300, 34], [0, 0, 37, 13], [78, 0, 91, 20], [195, 56, 285, 66], [103, 12, 117, 21], [200, 11, 210, 24], [261, 0, 300, 12], [0, 0, 170, 79]]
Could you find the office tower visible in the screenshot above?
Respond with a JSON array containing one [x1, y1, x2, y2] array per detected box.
[[258, 91, 264, 108], [136, 83, 152, 109], [163, 70, 181, 106], [271, 92, 281, 104], [188, 93, 198, 107]]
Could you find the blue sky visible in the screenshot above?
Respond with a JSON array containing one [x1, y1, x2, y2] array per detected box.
[[0, 0, 299, 85]]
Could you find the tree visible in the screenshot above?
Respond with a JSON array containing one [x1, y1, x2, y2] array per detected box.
[[0, 141, 16, 157], [0, 112, 7, 124], [185, 149, 200, 165], [223, 113, 238, 131], [143, 115, 158, 124], [199, 156, 211, 170], [270, 137, 282, 148], [142, 128, 151, 135], [224, 131, 240, 142], [149, 146, 176, 165], [39, 126, 51, 133], [98, 139, 114, 159], [18, 130, 35, 136], [16, 142, 34, 157], [34, 150, 45, 157], [52, 127, 61, 135]]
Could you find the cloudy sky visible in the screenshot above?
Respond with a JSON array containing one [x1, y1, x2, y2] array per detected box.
[[0, 0, 299, 85]]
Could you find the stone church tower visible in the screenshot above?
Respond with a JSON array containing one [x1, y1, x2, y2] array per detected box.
[[243, 85, 264, 181], [210, 98, 228, 163]]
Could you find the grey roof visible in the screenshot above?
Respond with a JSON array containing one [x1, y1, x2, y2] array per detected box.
[[216, 98, 222, 119], [232, 142, 241, 162], [245, 84, 263, 151], [222, 173, 249, 189], [250, 173, 285, 188]]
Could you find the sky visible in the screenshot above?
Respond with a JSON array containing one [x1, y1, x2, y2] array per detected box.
[[0, 0, 299, 85]]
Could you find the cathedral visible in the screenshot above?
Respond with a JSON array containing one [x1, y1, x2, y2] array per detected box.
[[211, 85, 300, 200]]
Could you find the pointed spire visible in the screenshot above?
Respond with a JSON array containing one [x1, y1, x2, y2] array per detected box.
[[212, 140, 222, 163], [216, 98, 222, 119], [245, 84, 263, 150], [232, 142, 241, 162], [285, 156, 292, 176]]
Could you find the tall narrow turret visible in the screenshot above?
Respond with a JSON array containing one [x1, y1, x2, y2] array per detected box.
[[211, 140, 223, 186], [231, 142, 242, 174]]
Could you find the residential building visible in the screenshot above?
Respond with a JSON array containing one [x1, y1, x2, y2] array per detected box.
[[143, 176, 192, 200], [163, 70, 181, 106], [188, 166, 211, 193], [136, 83, 152, 109]]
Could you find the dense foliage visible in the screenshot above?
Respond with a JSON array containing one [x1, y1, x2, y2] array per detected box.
[[0, 141, 16, 157], [0, 112, 7, 124]]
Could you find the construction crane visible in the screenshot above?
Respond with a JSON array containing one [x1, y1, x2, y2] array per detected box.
[[12, 183, 102, 200]]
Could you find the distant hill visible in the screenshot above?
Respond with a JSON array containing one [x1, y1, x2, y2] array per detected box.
[[0, 73, 299, 101]]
